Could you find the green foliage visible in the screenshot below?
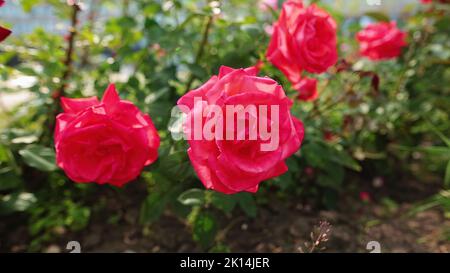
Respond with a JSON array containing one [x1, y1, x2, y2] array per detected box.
[[192, 211, 218, 249], [0, 192, 36, 215], [19, 145, 57, 172]]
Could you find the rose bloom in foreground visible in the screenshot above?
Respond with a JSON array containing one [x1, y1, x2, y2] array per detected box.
[[54, 84, 160, 187], [356, 21, 408, 61], [266, 0, 337, 87], [177, 66, 304, 194]]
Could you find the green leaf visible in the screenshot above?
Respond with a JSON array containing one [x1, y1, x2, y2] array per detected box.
[[139, 191, 167, 224], [143, 3, 161, 17], [20, 0, 41, 12], [302, 142, 328, 168], [157, 150, 193, 181], [66, 205, 91, 231], [364, 12, 390, 22], [193, 212, 218, 249], [0, 170, 22, 191], [426, 120, 450, 148], [0, 144, 8, 162], [236, 192, 257, 218], [210, 192, 237, 213], [331, 149, 362, 172], [178, 189, 205, 206], [19, 145, 57, 172], [11, 135, 38, 144], [394, 145, 450, 157], [445, 160, 450, 189], [409, 190, 450, 216]]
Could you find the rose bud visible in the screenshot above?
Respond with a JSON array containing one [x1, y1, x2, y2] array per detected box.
[[294, 77, 318, 101]]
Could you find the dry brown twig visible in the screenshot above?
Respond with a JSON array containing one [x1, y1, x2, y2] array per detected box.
[[298, 221, 332, 253]]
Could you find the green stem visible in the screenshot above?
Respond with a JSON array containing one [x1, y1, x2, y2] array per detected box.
[[183, 15, 214, 94]]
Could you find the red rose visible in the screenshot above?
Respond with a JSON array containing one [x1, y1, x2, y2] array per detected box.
[[0, 1, 11, 43], [294, 77, 318, 101], [266, 0, 338, 86], [356, 21, 407, 61], [177, 66, 304, 194], [0, 26, 11, 42], [54, 84, 160, 186]]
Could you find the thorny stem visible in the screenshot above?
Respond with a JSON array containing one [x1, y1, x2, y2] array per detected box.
[[46, 4, 80, 137], [183, 15, 214, 94]]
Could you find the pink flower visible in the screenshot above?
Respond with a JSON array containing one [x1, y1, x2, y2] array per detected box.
[[0, 1, 5, 7], [356, 21, 407, 61], [266, 0, 338, 88], [54, 84, 160, 187], [294, 77, 318, 101], [177, 66, 304, 194]]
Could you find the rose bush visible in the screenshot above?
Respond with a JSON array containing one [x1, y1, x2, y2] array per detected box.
[[54, 84, 160, 186], [0, 0, 448, 252]]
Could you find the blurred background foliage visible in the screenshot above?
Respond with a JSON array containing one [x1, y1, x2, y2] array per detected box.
[[0, 0, 449, 252]]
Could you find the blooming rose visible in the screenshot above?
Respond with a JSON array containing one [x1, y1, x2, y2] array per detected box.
[[295, 77, 318, 101], [0, 0, 11, 43], [356, 21, 407, 61], [54, 84, 160, 186], [177, 66, 304, 194], [266, 0, 338, 87]]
